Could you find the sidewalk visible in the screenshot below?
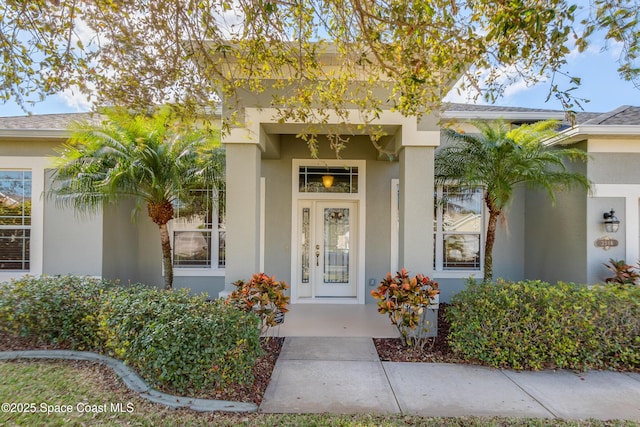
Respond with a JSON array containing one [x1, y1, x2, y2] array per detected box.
[[259, 337, 640, 420]]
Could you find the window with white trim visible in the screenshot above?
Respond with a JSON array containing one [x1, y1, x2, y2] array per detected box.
[[434, 186, 483, 271], [0, 171, 31, 271], [298, 165, 359, 193], [172, 189, 225, 269]]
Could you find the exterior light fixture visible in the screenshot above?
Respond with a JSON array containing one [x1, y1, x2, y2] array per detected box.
[[603, 209, 620, 233], [322, 175, 334, 189]]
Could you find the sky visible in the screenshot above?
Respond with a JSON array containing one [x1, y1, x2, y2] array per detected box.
[[445, 37, 640, 113], [1, 37, 639, 117]]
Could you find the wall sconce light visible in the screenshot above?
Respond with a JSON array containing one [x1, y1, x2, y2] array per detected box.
[[603, 209, 620, 233], [322, 175, 334, 189]]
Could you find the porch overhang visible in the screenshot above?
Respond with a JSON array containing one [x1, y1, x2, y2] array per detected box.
[[222, 107, 441, 158]]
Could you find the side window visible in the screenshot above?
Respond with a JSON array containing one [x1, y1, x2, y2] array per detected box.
[[172, 189, 225, 269], [0, 171, 32, 271], [434, 186, 483, 271]]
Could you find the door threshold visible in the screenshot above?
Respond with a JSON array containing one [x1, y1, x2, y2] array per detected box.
[[294, 297, 361, 304]]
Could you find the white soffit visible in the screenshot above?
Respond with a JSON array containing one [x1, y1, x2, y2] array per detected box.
[[547, 125, 640, 146]]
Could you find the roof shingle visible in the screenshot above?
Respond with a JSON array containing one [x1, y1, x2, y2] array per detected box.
[[2, 104, 639, 130], [0, 113, 100, 130], [581, 105, 640, 125]]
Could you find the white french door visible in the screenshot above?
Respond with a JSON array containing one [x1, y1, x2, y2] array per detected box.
[[297, 200, 358, 299]]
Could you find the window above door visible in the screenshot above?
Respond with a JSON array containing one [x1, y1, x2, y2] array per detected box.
[[298, 166, 359, 194]]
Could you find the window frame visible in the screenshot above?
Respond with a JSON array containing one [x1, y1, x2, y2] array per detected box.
[[0, 170, 32, 271], [0, 159, 46, 282], [170, 187, 225, 276], [433, 184, 485, 278]]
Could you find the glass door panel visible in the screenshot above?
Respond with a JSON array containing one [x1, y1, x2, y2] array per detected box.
[[323, 208, 350, 284], [314, 201, 357, 297]]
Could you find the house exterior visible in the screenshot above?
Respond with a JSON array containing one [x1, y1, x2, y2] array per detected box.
[[1, 104, 640, 304], [526, 105, 640, 285]]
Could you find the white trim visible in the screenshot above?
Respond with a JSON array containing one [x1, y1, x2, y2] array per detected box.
[[293, 297, 360, 304], [260, 177, 266, 272], [390, 179, 399, 274], [171, 188, 226, 277], [593, 184, 640, 265], [434, 186, 484, 275], [0, 130, 70, 139], [547, 125, 640, 146], [567, 125, 640, 137], [0, 157, 48, 282], [290, 159, 366, 304]]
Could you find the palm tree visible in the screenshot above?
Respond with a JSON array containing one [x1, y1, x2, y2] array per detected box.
[[435, 119, 590, 282], [50, 107, 224, 290]]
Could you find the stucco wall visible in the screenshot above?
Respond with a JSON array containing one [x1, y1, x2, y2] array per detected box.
[[364, 153, 399, 303], [522, 145, 640, 286], [492, 187, 526, 282], [98, 197, 226, 295], [261, 146, 294, 286], [587, 197, 626, 284], [0, 139, 60, 157], [230, 82, 396, 124], [134, 214, 163, 287], [171, 276, 225, 297], [101, 199, 139, 283], [42, 169, 104, 276], [524, 152, 588, 284], [524, 184, 588, 284], [589, 153, 640, 184]]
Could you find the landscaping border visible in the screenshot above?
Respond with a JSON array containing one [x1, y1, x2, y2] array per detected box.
[[0, 350, 258, 413]]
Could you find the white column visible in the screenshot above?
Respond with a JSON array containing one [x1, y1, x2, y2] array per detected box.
[[221, 142, 262, 295]]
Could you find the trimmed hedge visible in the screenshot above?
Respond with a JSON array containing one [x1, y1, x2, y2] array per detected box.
[[0, 275, 111, 350], [447, 280, 640, 370], [0, 276, 263, 395], [99, 286, 262, 394]]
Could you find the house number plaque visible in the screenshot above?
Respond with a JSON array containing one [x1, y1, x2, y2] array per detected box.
[[594, 236, 619, 251]]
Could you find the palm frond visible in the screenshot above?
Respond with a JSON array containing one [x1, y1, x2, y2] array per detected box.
[[48, 106, 225, 220]]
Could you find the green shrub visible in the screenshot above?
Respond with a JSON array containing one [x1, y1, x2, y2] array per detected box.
[[593, 285, 640, 368], [447, 279, 640, 370], [371, 268, 439, 349], [98, 286, 262, 394], [1, 277, 264, 395], [98, 285, 204, 359], [0, 275, 111, 350]]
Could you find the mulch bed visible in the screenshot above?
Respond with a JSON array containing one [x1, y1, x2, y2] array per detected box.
[[373, 302, 466, 363], [211, 337, 283, 405], [0, 305, 464, 405]]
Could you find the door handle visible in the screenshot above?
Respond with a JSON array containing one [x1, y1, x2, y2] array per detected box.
[[315, 244, 320, 266]]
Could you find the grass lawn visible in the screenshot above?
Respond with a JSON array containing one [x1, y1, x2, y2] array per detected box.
[[1, 360, 636, 427]]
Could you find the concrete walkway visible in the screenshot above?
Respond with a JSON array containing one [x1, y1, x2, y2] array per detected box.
[[260, 337, 640, 420]]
